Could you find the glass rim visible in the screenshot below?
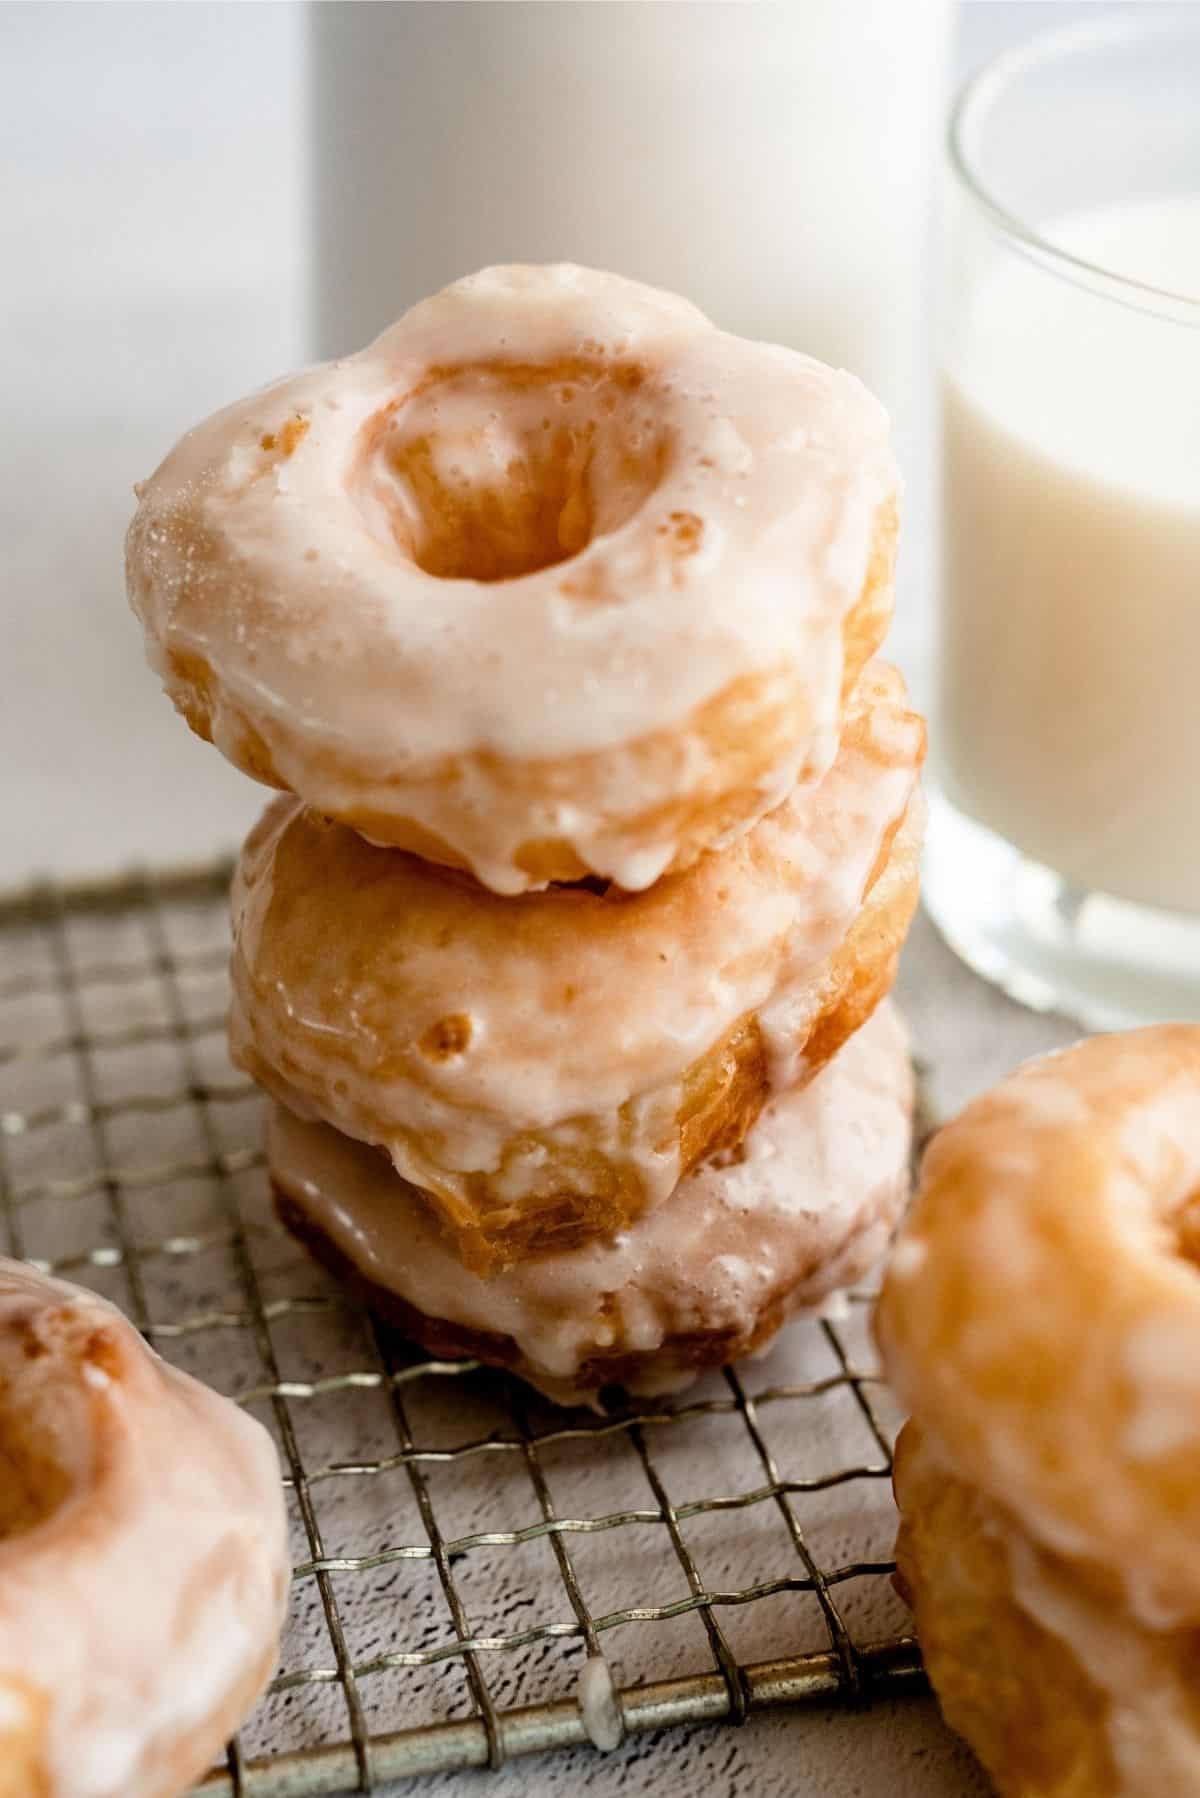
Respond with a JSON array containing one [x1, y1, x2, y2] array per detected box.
[[948, 8, 1200, 327]]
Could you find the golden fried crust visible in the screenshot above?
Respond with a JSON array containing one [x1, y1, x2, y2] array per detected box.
[[894, 1426, 1117, 1798], [240, 903, 914, 1278], [880, 1029, 1200, 1797], [163, 501, 897, 891], [894, 1425, 1200, 1798], [0, 1678, 48, 1798], [273, 1185, 790, 1395], [231, 664, 923, 1272], [273, 1174, 897, 1404], [267, 1001, 916, 1403], [876, 1026, 1200, 1622]]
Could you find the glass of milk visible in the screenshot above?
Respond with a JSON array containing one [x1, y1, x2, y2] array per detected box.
[[926, 11, 1200, 1029]]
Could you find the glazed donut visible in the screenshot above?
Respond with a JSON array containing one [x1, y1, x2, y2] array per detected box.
[[892, 1425, 1200, 1798], [269, 1002, 914, 1406], [231, 661, 924, 1273], [0, 1260, 289, 1798], [875, 1027, 1200, 1797], [127, 263, 898, 895]]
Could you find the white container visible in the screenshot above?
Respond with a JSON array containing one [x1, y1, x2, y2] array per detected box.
[[311, 2, 950, 434], [927, 14, 1200, 1029]]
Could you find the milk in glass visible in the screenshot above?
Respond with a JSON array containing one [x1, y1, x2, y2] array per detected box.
[[940, 195, 1200, 913]]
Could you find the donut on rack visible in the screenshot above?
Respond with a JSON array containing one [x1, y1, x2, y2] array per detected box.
[[231, 661, 924, 1273], [0, 1259, 289, 1798], [127, 263, 899, 895], [875, 1027, 1200, 1797], [269, 1002, 914, 1405]]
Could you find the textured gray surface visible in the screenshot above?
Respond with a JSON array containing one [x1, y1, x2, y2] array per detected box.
[[0, 881, 1075, 1798]]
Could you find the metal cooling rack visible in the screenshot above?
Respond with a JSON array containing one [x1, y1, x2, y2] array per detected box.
[[0, 865, 928, 1795]]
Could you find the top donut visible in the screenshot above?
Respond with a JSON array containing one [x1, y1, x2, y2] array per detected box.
[[127, 265, 898, 894]]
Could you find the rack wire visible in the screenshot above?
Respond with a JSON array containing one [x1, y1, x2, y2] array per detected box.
[[0, 865, 927, 1794]]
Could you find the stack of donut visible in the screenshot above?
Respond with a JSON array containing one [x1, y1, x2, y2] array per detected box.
[[128, 265, 926, 1405]]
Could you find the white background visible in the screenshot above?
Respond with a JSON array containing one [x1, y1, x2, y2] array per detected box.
[[3, 2, 304, 883], [1, 0, 1104, 891]]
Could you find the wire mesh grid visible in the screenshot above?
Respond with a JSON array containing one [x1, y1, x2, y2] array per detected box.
[[0, 864, 928, 1794]]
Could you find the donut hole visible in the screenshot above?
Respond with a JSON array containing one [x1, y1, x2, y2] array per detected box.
[[366, 360, 671, 583]]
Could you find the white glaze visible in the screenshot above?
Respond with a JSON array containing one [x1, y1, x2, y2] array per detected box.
[[1004, 1509, 1200, 1795], [942, 197, 1200, 914], [268, 1003, 913, 1403], [577, 1656, 623, 1752], [231, 665, 922, 1222], [887, 1237, 927, 1280], [128, 263, 897, 893], [0, 1260, 290, 1798], [900, 1422, 1200, 1797], [879, 1027, 1200, 1635], [1120, 1317, 1200, 1461]]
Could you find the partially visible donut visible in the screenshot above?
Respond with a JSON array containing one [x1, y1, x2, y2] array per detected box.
[[0, 1260, 289, 1798], [232, 661, 924, 1274], [269, 1002, 914, 1406], [877, 1027, 1200, 1797], [127, 263, 898, 894], [892, 1423, 1200, 1798]]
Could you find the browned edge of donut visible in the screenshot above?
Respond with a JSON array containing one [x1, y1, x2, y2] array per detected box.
[[237, 810, 920, 1278], [165, 499, 899, 888], [0, 1306, 283, 1798], [274, 1186, 795, 1401], [892, 1424, 1122, 1796], [479, 824, 918, 1270], [0, 1678, 49, 1798]]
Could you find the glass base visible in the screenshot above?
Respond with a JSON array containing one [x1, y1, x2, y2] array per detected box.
[[923, 791, 1200, 1031]]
